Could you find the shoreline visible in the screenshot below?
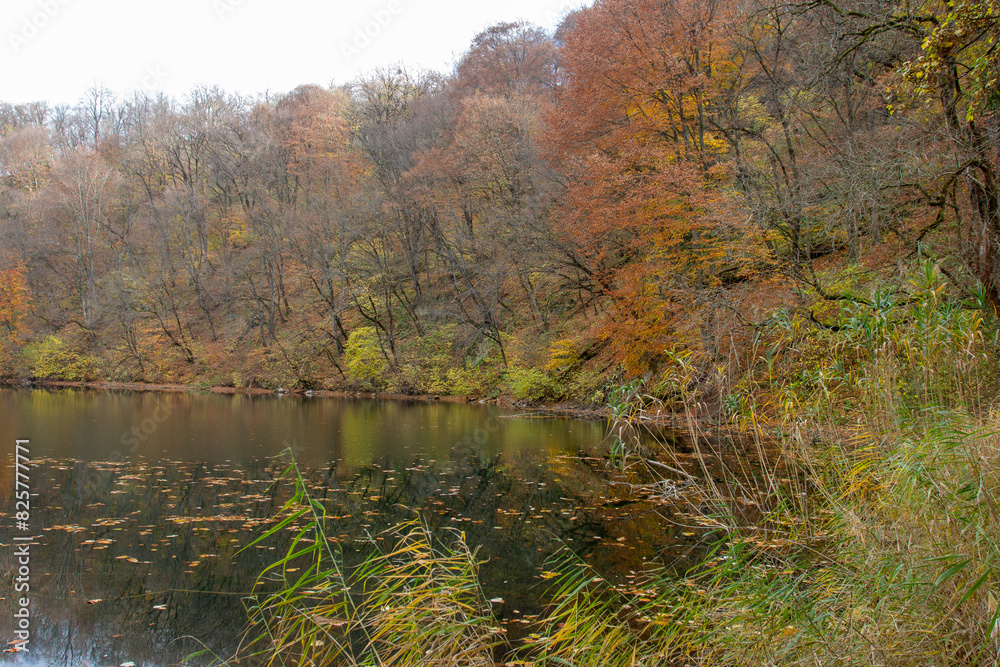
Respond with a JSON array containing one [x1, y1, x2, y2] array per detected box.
[[0, 377, 610, 421]]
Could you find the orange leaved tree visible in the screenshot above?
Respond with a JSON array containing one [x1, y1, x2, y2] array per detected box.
[[0, 263, 29, 371], [547, 0, 753, 373]]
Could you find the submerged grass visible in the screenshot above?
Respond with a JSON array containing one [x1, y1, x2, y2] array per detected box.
[[237, 260, 1000, 665]]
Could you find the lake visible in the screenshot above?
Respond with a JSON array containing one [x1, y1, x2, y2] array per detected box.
[[0, 388, 696, 666]]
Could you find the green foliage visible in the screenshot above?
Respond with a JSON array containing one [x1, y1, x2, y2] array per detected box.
[[445, 367, 481, 397], [21, 336, 100, 381], [731, 259, 993, 425], [391, 326, 458, 394], [344, 327, 389, 390], [673, 416, 1000, 666], [240, 270, 1000, 666], [505, 367, 560, 402], [570, 365, 1000, 667], [565, 368, 609, 406], [525, 548, 700, 666]]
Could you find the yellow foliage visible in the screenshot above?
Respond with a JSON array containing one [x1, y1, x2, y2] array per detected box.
[[545, 339, 579, 373]]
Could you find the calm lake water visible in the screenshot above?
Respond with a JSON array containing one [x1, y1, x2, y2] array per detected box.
[[0, 389, 694, 666]]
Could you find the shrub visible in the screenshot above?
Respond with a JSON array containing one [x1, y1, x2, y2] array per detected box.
[[22, 336, 100, 380], [565, 368, 609, 406], [392, 326, 457, 394], [545, 338, 579, 374], [344, 327, 389, 389], [505, 367, 560, 402]]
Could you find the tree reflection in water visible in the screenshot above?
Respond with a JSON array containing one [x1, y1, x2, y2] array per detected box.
[[0, 443, 704, 666], [0, 392, 713, 665]]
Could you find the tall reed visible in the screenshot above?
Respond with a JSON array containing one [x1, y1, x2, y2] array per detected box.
[[237, 459, 501, 666], [526, 260, 1000, 665]]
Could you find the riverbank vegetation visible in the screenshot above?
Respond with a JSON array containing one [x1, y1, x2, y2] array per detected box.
[[233, 262, 1000, 666]]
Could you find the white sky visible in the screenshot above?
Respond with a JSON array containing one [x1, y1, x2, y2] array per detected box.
[[1, 0, 586, 106]]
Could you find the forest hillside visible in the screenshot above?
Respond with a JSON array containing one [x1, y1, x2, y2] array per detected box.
[[0, 0, 997, 412]]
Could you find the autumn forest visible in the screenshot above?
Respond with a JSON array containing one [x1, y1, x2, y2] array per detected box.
[[4, 0, 1000, 663], [0, 0, 996, 407]]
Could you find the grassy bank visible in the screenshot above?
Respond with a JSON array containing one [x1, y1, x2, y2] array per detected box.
[[224, 261, 1000, 666]]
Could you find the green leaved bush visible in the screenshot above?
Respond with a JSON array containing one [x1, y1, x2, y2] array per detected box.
[[21, 335, 100, 381], [545, 338, 579, 374], [344, 326, 389, 390], [391, 326, 457, 394], [505, 367, 561, 402]]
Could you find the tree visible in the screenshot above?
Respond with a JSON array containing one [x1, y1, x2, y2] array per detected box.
[[456, 22, 559, 98], [547, 0, 751, 370], [403, 88, 557, 362], [280, 86, 364, 354], [348, 68, 437, 360], [897, 0, 1000, 308], [0, 125, 52, 192], [0, 263, 29, 351], [41, 150, 119, 330]]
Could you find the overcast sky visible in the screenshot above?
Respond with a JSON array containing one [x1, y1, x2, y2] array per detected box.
[[2, 0, 585, 106]]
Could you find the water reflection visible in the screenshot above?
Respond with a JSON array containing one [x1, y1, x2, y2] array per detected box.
[[0, 389, 603, 464], [0, 390, 584, 665], [0, 389, 699, 666]]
